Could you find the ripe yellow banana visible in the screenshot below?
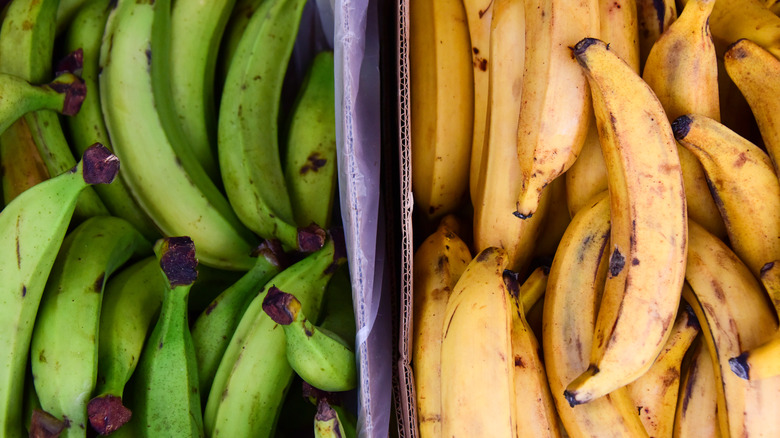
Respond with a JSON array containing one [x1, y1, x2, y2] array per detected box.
[[673, 338, 722, 438], [533, 177, 571, 260], [673, 114, 780, 281], [440, 247, 516, 437], [463, 0, 492, 205], [730, 335, 780, 381], [543, 191, 649, 438], [626, 305, 700, 438], [472, 0, 548, 272], [704, 0, 780, 58], [412, 217, 471, 438], [636, 0, 676, 71], [724, 38, 780, 175], [504, 270, 561, 438], [642, 0, 727, 241], [514, 0, 599, 218], [683, 221, 780, 438], [410, 0, 473, 222], [565, 38, 687, 405], [565, 0, 639, 217]]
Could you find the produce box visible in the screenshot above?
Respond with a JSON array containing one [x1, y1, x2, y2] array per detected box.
[[391, 0, 780, 437], [0, 0, 392, 436]]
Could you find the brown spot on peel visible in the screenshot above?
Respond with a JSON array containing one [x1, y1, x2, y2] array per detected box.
[[87, 395, 132, 435], [609, 248, 625, 277]]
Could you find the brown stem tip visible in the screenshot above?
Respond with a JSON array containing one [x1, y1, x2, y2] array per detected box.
[[55, 48, 84, 77], [82, 143, 120, 185], [671, 115, 693, 140], [29, 409, 66, 438], [262, 286, 297, 325], [87, 395, 132, 435], [298, 224, 327, 253], [158, 236, 198, 287], [49, 75, 87, 117], [729, 353, 750, 380], [315, 398, 338, 422], [252, 238, 287, 269]]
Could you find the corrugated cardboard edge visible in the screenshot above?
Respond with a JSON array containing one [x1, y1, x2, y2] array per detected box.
[[392, 0, 417, 434]]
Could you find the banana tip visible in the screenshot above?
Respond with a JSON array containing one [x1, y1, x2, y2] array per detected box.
[[572, 38, 601, 60], [87, 395, 132, 435], [55, 48, 84, 77], [729, 353, 750, 380], [671, 116, 693, 140], [262, 286, 297, 325], [157, 236, 198, 287], [563, 390, 584, 408]]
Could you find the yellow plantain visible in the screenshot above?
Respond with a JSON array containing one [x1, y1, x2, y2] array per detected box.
[[636, 0, 676, 71], [642, 0, 726, 241], [472, 0, 548, 272], [543, 191, 649, 438], [724, 38, 780, 176], [565, 0, 639, 217], [673, 114, 780, 281], [410, 0, 473, 222], [626, 305, 700, 438], [505, 269, 561, 438], [683, 221, 780, 438], [412, 216, 472, 438], [463, 0, 492, 204], [565, 38, 687, 405], [513, 0, 599, 219], [673, 338, 722, 438], [440, 247, 516, 437], [701, 0, 780, 58]]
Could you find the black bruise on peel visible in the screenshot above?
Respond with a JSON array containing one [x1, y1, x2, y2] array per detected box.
[[609, 248, 625, 277], [159, 237, 198, 287], [262, 286, 295, 325], [652, 0, 666, 30]]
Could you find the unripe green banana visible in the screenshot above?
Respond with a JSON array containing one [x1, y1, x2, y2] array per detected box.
[[314, 399, 353, 438], [284, 50, 337, 229], [55, 0, 90, 35], [215, 0, 265, 104], [169, 0, 237, 180], [263, 286, 357, 392], [125, 237, 204, 437], [30, 216, 151, 437], [302, 383, 358, 438], [318, 265, 356, 349], [0, 144, 119, 438], [86, 256, 164, 435], [0, 0, 108, 220], [62, 0, 160, 241], [100, 0, 260, 270], [0, 71, 85, 135], [218, 0, 308, 249], [191, 240, 284, 396], [204, 230, 347, 437]]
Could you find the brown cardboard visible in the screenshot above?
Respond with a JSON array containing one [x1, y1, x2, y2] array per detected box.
[[391, 0, 416, 434]]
